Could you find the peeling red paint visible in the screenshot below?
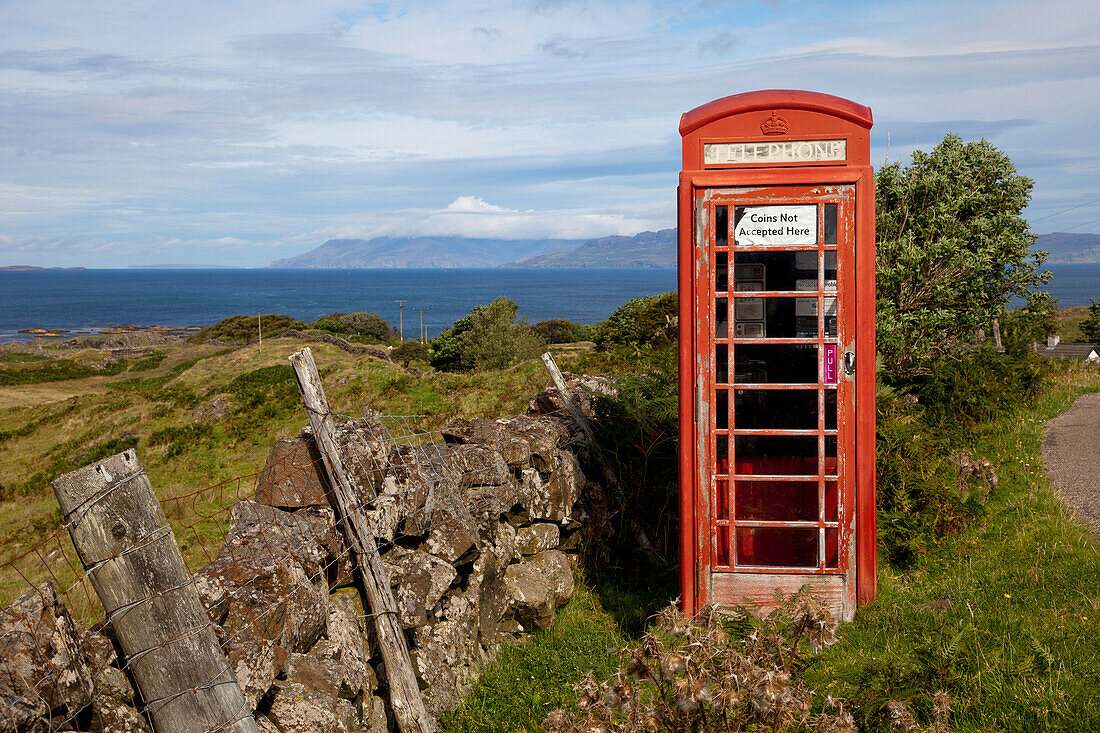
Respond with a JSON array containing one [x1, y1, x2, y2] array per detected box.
[[678, 91, 876, 623]]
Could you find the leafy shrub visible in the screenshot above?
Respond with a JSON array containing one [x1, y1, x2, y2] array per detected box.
[[591, 292, 677, 350], [129, 352, 166, 371], [531, 319, 583, 344], [876, 134, 1048, 379], [430, 297, 545, 372], [188, 314, 306, 344], [148, 423, 215, 457], [1083, 299, 1100, 343], [310, 312, 397, 343], [999, 292, 1059, 351], [225, 365, 299, 409], [591, 345, 679, 563], [907, 347, 1047, 429], [0, 356, 129, 386], [392, 339, 429, 366]]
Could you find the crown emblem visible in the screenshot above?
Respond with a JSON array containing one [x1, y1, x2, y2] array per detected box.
[[760, 111, 789, 135]]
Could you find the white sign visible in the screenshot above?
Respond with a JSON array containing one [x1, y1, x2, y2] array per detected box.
[[795, 278, 836, 316], [734, 205, 817, 246], [704, 139, 846, 165]]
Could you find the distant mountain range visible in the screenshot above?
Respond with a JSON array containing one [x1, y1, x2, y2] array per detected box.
[[501, 229, 676, 268], [270, 236, 584, 268], [268, 230, 1098, 269], [1035, 232, 1100, 263]]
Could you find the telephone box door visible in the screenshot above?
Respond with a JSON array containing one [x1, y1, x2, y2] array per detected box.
[[695, 184, 858, 618]]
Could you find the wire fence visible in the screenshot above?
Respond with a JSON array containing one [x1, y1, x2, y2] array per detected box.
[[0, 396, 585, 733]]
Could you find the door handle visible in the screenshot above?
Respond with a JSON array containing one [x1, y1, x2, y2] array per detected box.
[[842, 350, 856, 375]]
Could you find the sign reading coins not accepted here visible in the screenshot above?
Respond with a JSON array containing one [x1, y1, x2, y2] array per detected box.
[[734, 205, 817, 246]]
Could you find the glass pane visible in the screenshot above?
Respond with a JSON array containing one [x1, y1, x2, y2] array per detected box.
[[716, 476, 729, 520], [716, 251, 728, 292], [734, 389, 819, 430], [716, 344, 728, 383], [734, 344, 817, 383], [734, 435, 818, 476], [716, 389, 728, 430], [716, 297, 728, 338], [825, 390, 836, 430], [825, 527, 839, 569], [824, 480, 838, 522], [717, 526, 730, 566], [732, 297, 810, 339], [823, 203, 837, 245], [736, 527, 817, 567], [717, 434, 729, 473], [716, 205, 728, 248], [825, 436, 837, 477], [824, 250, 837, 278], [735, 479, 818, 521], [733, 251, 818, 291]]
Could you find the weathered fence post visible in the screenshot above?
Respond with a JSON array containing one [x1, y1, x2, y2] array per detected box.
[[540, 351, 665, 564], [289, 347, 437, 733], [52, 450, 259, 733]]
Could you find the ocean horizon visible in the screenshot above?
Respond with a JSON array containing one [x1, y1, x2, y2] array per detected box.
[[2, 264, 1097, 344]]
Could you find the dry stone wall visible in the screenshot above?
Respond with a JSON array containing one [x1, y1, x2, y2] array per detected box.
[[0, 381, 601, 733]]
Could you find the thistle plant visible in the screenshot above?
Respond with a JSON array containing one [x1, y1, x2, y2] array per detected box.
[[543, 592, 954, 733]]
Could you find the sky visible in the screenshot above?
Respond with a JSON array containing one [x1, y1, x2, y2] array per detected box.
[[1, 0, 1098, 268]]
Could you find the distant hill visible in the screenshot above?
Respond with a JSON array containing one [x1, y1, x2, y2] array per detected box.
[[270, 236, 584, 268], [501, 229, 676, 268], [0, 265, 86, 271], [1036, 233, 1100, 263]]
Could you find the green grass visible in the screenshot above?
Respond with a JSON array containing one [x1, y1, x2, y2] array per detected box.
[[442, 364, 1100, 733]]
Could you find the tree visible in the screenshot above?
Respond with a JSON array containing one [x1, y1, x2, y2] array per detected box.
[[391, 339, 429, 366], [875, 134, 1049, 378], [310, 312, 397, 343], [1083, 299, 1100, 343], [591, 292, 677, 351], [429, 297, 545, 371]]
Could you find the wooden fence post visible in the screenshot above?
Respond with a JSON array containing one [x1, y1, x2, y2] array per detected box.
[[540, 352, 665, 565], [289, 347, 437, 733], [52, 450, 259, 733]]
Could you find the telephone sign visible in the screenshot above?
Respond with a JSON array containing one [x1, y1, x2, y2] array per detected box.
[[677, 91, 877, 621]]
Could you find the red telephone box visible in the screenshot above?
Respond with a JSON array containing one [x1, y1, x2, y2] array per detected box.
[[677, 90, 876, 621]]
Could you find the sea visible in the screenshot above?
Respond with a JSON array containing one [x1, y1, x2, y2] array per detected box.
[[1, 264, 1097, 343]]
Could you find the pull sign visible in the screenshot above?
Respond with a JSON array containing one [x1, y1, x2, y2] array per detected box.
[[734, 205, 817, 246], [824, 344, 839, 385]]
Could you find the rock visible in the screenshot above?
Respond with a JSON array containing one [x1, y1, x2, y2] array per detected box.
[[225, 634, 283, 711], [329, 588, 379, 662], [448, 444, 510, 489], [515, 523, 560, 555], [525, 452, 583, 522], [527, 373, 616, 419], [285, 649, 346, 699], [335, 419, 393, 499], [360, 696, 389, 733], [381, 549, 456, 629], [266, 681, 360, 733], [442, 419, 532, 468], [503, 550, 575, 630], [218, 501, 353, 590], [471, 551, 510, 646], [255, 436, 331, 509], [194, 554, 328, 653], [324, 590, 376, 696], [90, 695, 151, 733], [193, 396, 232, 422], [0, 582, 95, 732], [424, 519, 478, 565]]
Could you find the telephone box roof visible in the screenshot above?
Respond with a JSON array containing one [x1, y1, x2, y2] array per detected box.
[[679, 90, 874, 137]]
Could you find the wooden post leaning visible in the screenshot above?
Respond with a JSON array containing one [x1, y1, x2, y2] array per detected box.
[[289, 347, 437, 733], [52, 450, 259, 733], [540, 352, 665, 565]]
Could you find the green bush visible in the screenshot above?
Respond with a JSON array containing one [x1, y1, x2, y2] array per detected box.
[[392, 339, 429, 366], [876, 134, 1048, 379], [1083, 299, 1100, 343], [591, 292, 677, 350], [430, 298, 545, 372], [591, 345, 679, 564], [530, 319, 583, 344], [310, 312, 397, 343], [188, 314, 306, 343], [907, 347, 1048, 429]]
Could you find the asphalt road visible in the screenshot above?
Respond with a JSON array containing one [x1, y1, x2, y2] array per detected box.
[[1043, 391, 1100, 536]]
